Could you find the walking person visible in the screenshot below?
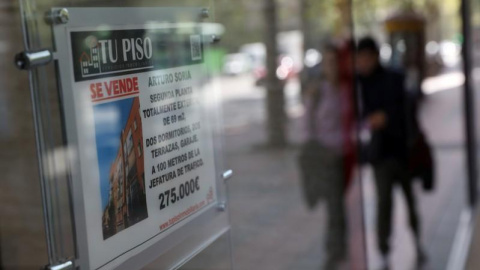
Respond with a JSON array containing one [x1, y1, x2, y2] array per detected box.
[[300, 41, 355, 269], [356, 36, 426, 269]]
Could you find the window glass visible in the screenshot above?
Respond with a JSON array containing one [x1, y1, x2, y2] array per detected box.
[[3, 0, 473, 269]]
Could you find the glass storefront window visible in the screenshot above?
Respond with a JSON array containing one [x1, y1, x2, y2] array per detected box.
[[2, 0, 479, 269]]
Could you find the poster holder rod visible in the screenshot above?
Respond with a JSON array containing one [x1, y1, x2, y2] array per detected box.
[[222, 169, 233, 181], [14, 49, 53, 70], [45, 260, 74, 270]]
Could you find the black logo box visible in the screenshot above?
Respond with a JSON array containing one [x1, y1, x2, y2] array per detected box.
[[71, 27, 204, 82]]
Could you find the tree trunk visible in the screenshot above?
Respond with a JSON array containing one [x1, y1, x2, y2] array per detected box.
[[263, 0, 287, 147], [299, 0, 313, 96]]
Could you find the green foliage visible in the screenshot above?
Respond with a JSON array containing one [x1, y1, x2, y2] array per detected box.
[[212, 0, 461, 52], [214, 0, 264, 52]]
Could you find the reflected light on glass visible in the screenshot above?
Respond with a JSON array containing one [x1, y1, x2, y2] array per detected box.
[[396, 39, 406, 53], [422, 71, 464, 95], [97, 24, 112, 32], [380, 44, 392, 62], [426, 41, 440, 55], [304, 48, 322, 68], [276, 66, 290, 80], [440, 41, 460, 67], [281, 56, 294, 69], [44, 147, 77, 178]]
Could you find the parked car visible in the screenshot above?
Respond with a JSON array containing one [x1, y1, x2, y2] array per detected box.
[[222, 53, 252, 76]]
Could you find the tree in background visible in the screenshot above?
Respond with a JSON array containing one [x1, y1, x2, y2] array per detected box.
[[263, 0, 287, 147], [214, 0, 264, 52], [352, 0, 459, 41]]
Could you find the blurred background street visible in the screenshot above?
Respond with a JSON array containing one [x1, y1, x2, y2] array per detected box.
[[215, 64, 467, 269]]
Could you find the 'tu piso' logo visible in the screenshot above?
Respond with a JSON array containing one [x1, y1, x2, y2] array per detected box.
[[79, 36, 101, 78], [78, 35, 154, 79]]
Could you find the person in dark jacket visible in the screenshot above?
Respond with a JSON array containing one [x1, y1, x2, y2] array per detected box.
[[356, 36, 425, 269]]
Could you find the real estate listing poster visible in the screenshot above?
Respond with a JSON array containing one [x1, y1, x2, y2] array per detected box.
[[67, 25, 217, 269]]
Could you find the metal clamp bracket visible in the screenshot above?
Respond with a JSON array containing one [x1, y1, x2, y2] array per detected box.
[[15, 49, 53, 70], [45, 260, 73, 270], [45, 8, 70, 25], [222, 169, 233, 181], [217, 201, 227, 212]]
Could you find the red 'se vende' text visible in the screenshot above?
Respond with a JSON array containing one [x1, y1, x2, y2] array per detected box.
[[90, 76, 139, 102]]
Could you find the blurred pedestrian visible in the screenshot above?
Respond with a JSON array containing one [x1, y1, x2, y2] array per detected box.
[[356, 36, 426, 269], [299, 41, 355, 269]]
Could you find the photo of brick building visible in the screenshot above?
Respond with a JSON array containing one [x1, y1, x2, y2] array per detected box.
[[101, 97, 147, 240]]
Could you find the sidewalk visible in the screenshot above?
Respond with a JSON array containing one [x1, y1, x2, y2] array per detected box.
[[224, 115, 366, 270]]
